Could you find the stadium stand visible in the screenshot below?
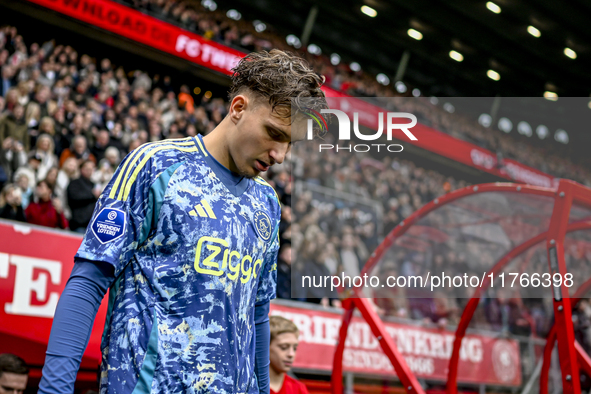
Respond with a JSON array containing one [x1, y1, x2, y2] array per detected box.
[[1, 12, 590, 392], [0, 23, 570, 339], [118, 0, 591, 186]]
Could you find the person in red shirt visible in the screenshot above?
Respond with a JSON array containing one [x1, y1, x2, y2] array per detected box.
[[269, 316, 309, 394], [25, 179, 68, 229]]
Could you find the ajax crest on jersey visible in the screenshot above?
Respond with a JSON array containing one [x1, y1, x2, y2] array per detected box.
[[91, 208, 126, 244], [253, 210, 272, 241]]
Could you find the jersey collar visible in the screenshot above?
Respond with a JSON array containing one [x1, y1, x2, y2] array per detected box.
[[193, 135, 251, 197]]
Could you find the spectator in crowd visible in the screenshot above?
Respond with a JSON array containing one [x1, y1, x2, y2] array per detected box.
[[34, 85, 52, 119], [90, 129, 112, 163], [575, 299, 591, 352], [13, 152, 42, 195], [25, 101, 41, 133], [0, 162, 9, 188], [320, 242, 340, 277], [0, 65, 15, 98], [0, 353, 29, 394], [43, 167, 59, 192], [507, 294, 533, 337], [55, 157, 78, 219], [278, 204, 291, 241], [295, 240, 340, 307], [269, 316, 309, 394], [0, 103, 28, 150], [93, 146, 120, 188], [66, 160, 98, 232], [484, 289, 511, 334], [276, 244, 292, 300], [37, 117, 65, 156], [29, 133, 58, 181], [0, 183, 26, 222], [0, 137, 26, 185], [14, 172, 32, 209], [340, 233, 361, 278], [59, 135, 96, 167], [178, 84, 194, 113], [428, 294, 459, 328], [373, 262, 409, 318], [25, 179, 68, 229]]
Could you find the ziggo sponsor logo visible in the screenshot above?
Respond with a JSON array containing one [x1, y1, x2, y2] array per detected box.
[[194, 236, 262, 283]]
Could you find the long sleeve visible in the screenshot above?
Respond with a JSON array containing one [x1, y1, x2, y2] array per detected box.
[[39, 259, 115, 393], [254, 301, 270, 394]]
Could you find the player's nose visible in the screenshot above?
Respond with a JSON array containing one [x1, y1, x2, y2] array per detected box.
[[269, 142, 290, 165]]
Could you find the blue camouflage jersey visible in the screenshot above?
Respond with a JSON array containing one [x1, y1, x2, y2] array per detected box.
[[75, 136, 280, 394]]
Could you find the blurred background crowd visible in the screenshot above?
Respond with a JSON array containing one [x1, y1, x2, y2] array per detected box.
[[121, 0, 591, 186], [1, 13, 591, 354]]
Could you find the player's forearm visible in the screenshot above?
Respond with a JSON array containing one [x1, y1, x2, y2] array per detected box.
[[39, 260, 114, 393], [39, 278, 101, 393], [254, 302, 271, 394]]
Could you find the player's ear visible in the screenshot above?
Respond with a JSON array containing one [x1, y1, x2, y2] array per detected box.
[[229, 94, 247, 125]]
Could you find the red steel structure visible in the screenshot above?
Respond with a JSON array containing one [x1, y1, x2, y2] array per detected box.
[[331, 180, 591, 394], [539, 276, 591, 394]]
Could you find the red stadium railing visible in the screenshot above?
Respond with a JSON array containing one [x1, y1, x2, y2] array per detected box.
[[331, 179, 591, 394]]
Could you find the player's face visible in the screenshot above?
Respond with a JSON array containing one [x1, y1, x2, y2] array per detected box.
[[0, 372, 27, 394], [228, 96, 305, 178], [269, 332, 299, 374]]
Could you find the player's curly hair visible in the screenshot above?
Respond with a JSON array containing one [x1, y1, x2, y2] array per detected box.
[[229, 49, 328, 121]]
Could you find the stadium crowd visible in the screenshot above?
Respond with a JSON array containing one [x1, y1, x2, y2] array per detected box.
[[2, 21, 591, 351], [282, 137, 582, 340], [121, 0, 591, 186]]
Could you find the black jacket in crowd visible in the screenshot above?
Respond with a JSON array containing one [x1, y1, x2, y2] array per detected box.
[[0, 204, 26, 223], [67, 176, 97, 231], [276, 258, 291, 300]]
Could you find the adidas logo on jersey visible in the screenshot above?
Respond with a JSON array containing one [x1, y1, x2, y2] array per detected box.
[[189, 199, 217, 219]]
